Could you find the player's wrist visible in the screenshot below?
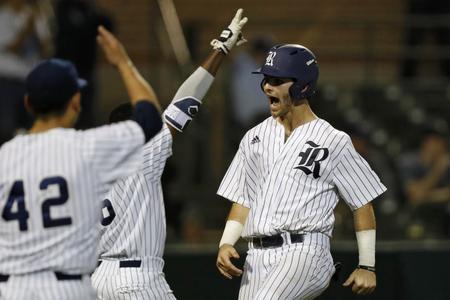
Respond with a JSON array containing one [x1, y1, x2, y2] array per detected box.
[[356, 229, 376, 267], [357, 265, 376, 273], [117, 58, 133, 72], [219, 220, 243, 248]]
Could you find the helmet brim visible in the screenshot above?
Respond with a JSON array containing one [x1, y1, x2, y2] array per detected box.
[[252, 68, 263, 74], [252, 67, 290, 79]]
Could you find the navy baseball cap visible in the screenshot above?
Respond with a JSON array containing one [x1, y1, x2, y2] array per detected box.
[[26, 58, 87, 108]]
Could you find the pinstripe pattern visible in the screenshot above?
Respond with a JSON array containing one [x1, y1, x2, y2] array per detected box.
[[0, 272, 96, 300], [218, 117, 386, 237], [92, 259, 175, 300], [0, 121, 145, 299], [93, 124, 175, 299], [240, 234, 334, 300], [218, 117, 386, 299]]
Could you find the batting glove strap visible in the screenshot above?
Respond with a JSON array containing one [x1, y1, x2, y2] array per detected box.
[[163, 97, 201, 132], [210, 8, 248, 55]]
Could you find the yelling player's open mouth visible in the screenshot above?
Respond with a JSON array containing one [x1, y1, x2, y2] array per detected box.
[[269, 96, 280, 105], [269, 96, 281, 113]]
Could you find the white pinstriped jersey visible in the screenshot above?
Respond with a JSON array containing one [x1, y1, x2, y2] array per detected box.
[[218, 117, 386, 238], [0, 121, 145, 275], [98, 124, 172, 259]]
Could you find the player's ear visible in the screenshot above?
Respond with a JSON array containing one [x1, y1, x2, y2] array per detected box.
[[70, 92, 82, 113], [24, 95, 34, 114]]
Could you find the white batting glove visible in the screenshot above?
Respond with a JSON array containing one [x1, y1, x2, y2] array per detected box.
[[210, 8, 248, 55]]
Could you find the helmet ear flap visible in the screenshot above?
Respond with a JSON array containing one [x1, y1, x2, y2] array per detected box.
[[259, 78, 266, 92], [289, 82, 304, 101], [290, 83, 315, 101]]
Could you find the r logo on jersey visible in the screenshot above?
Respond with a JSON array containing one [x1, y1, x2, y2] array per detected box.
[[294, 141, 329, 179], [265, 51, 276, 66]]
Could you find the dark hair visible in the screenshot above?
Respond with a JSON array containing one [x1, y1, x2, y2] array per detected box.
[[28, 95, 73, 119], [109, 102, 133, 124]]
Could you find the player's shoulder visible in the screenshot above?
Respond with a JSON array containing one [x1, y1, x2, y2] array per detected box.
[[81, 120, 145, 147], [83, 120, 140, 136], [1, 128, 77, 148], [241, 116, 274, 142], [312, 118, 348, 138]]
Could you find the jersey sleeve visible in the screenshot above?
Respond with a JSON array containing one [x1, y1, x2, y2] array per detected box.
[[141, 123, 173, 181], [333, 134, 387, 210], [217, 141, 251, 208], [81, 120, 145, 186]]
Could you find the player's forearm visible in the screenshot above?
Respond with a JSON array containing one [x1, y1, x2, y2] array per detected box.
[[163, 8, 247, 134], [162, 65, 215, 133], [353, 202, 376, 231], [117, 60, 161, 111], [227, 203, 250, 224], [353, 203, 376, 268], [219, 203, 249, 247], [201, 50, 225, 76]]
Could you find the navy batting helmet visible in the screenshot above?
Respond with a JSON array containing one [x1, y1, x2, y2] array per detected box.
[[253, 44, 319, 101]]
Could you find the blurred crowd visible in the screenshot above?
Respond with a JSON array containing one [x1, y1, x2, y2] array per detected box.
[[0, 0, 448, 242], [0, 0, 112, 145]]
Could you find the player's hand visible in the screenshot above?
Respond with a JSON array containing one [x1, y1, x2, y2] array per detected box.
[[216, 244, 243, 279], [210, 8, 248, 55], [97, 26, 131, 68], [343, 268, 376, 295]]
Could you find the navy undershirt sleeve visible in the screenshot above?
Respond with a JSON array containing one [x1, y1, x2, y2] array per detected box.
[[131, 101, 162, 142]]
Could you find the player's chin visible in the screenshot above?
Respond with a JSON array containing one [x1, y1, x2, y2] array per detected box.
[[270, 106, 280, 117], [270, 108, 285, 119]]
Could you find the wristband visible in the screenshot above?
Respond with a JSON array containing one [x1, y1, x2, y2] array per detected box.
[[356, 229, 376, 267], [358, 265, 376, 273], [219, 220, 243, 247]]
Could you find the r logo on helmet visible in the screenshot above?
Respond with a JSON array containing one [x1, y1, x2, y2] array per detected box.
[[265, 51, 277, 66]]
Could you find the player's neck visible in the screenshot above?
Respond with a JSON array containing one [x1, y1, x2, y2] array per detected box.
[[29, 117, 73, 134], [278, 101, 318, 137]]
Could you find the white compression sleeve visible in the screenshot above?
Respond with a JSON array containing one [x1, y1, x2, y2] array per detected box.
[[219, 220, 244, 247], [163, 67, 214, 132], [172, 67, 214, 102], [356, 229, 376, 267]]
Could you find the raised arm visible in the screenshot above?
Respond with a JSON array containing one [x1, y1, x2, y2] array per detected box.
[[97, 26, 160, 111], [163, 8, 248, 136], [97, 26, 162, 142]]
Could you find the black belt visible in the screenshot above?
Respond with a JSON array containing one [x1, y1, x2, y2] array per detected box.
[[0, 274, 8, 282], [97, 260, 141, 268], [0, 272, 82, 282], [249, 233, 305, 248]]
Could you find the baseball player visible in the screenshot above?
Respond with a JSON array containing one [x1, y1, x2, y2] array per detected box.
[[91, 9, 248, 300], [0, 26, 163, 300], [216, 44, 387, 299]]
